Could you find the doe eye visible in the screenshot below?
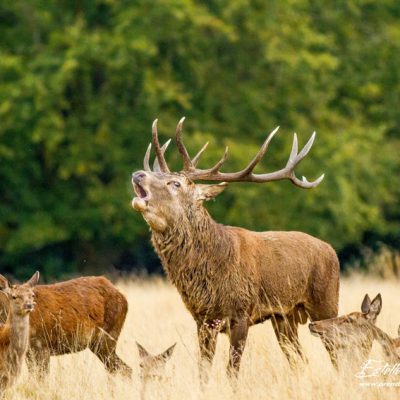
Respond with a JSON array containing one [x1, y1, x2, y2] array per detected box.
[[12, 295, 17, 300]]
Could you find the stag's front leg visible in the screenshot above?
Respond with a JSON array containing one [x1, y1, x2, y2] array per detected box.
[[227, 318, 249, 379], [197, 321, 219, 386]]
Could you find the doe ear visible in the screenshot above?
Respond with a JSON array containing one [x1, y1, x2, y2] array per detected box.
[[0, 275, 10, 292], [26, 271, 40, 288], [160, 343, 176, 361], [195, 182, 228, 202], [365, 293, 382, 320], [136, 342, 150, 359], [361, 294, 371, 314]]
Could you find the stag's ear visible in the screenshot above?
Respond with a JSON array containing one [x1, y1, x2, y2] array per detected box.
[[361, 294, 371, 314], [136, 342, 150, 358], [0, 275, 10, 292], [26, 271, 40, 288], [365, 294, 382, 320], [195, 182, 228, 201]]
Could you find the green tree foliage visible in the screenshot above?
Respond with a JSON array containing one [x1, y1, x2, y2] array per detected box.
[[0, 0, 399, 279]]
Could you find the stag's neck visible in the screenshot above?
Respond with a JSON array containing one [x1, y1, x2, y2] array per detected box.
[[151, 206, 234, 281]]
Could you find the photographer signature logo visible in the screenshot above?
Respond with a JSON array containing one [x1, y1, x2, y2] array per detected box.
[[356, 359, 400, 387]]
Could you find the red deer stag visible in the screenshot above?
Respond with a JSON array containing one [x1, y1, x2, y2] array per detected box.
[[309, 294, 400, 364], [0, 272, 39, 395], [0, 276, 131, 378], [131, 118, 340, 381]]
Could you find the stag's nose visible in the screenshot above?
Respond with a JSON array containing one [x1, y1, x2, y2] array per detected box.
[[132, 171, 147, 185]]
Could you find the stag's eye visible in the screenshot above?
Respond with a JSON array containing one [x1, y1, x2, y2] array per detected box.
[[168, 181, 181, 188], [12, 295, 17, 300]]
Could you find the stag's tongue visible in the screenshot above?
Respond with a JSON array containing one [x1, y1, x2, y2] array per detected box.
[[132, 197, 147, 212]]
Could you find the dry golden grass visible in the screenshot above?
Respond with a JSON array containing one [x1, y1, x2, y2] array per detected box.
[[4, 275, 400, 399]]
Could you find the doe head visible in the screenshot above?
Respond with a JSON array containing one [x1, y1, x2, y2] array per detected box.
[[136, 341, 176, 380], [309, 293, 382, 348], [0, 271, 39, 317]]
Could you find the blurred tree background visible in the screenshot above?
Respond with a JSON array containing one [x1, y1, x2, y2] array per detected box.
[[0, 0, 399, 280]]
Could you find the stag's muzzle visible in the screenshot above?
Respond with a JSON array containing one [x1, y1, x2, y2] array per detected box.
[[132, 171, 150, 212]]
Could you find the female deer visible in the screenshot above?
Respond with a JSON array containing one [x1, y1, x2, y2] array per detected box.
[[0, 272, 39, 395]]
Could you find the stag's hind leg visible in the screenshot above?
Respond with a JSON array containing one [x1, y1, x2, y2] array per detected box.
[[271, 311, 305, 366], [89, 330, 132, 378]]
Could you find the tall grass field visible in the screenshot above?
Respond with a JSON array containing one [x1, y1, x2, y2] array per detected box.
[[5, 276, 400, 399]]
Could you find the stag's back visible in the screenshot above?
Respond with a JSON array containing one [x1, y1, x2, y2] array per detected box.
[[226, 228, 339, 319]]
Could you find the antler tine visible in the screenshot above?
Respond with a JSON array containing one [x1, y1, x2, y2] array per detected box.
[[290, 173, 325, 189], [153, 139, 171, 172], [209, 146, 229, 173], [288, 133, 298, 163], [191, 142, 209, 167], [284, 132, 324, 188], [234, 126, 280, 177], [143, 143, 152, 171], [296, 131, 316, 162], [175, 117, 193, 171], [152, 119, 170, 173], [183, 127, 323, 189]]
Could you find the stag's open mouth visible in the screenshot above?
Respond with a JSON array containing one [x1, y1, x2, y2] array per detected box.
[[132, 181, 151, 212], [134, 182, 149, 201]]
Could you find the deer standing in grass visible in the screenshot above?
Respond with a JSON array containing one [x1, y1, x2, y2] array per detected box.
[[136, 342, 176, 399], [309, 294, 400, 364], [131, 118, 340, 381], [0, 276, 131, 378], [0, 272, 39, 395]]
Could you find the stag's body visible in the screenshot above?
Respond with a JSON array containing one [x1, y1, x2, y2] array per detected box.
[[132, 118, 340, 379], [0, 276, 131, 377], [0, 272, 39, 394], [153, 209, 338, 328]]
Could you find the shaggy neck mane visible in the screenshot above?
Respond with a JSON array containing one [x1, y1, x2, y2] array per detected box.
[[151, 204, 235, 292]]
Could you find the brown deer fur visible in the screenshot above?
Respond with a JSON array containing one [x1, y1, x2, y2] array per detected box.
[[0, 276, 131, 377], [309, 294, 400, 364], [132, 171, 340, 379], [0, 272, 39, 394]]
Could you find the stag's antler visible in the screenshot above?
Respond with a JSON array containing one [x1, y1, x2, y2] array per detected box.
[[150, 119, 171, 173], [175, 117, 323, 188], [145, 117, 324, 188]]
